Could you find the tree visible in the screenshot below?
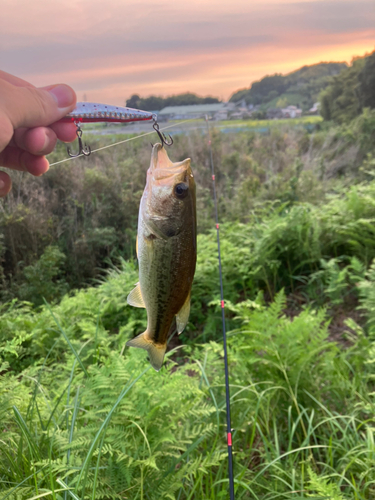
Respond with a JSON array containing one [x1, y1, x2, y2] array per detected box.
[[276, 97, 288, 108], [126, 94, 141, 109], [319, 52, 375, 123], [358, 51, 375, 109], [126, 93, 220, 111], [229, 62, 347, 109]]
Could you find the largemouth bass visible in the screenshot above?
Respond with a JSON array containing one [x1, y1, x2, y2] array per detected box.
[[126, 143, 197, 371]]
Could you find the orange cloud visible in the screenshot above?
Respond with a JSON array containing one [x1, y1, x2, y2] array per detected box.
[[1, 0, 374, 102]]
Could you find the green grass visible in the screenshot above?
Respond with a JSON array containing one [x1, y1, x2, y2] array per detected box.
[[1, 287, 374, 499], [2, 188, 375, 497], [216, 115, 323, 129], [1, 112, 375, 499]]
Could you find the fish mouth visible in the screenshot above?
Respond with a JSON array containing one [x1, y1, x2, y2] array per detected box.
[[150, 143, 191, 181]]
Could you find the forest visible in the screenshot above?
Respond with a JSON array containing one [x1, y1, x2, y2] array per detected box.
[[1, 62, 375, 498], [231, 50, 375, 115], [229, 61, 347, 110]]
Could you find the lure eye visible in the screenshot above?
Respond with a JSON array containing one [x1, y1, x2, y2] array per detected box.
[[174, 183, 189, 199]]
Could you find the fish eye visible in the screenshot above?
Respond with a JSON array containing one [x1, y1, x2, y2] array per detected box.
[[174, 183, 189, 199]]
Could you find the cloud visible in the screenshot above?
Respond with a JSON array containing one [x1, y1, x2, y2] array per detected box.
[[0, 0, 374, 101], [1, 33, 275, 77], [293, 0, 375, 34]]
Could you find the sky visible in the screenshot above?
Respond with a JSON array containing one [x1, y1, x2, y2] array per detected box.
[[1, 0, 374, 104]]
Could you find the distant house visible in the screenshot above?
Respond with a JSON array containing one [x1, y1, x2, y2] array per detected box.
[[217, 100, 254, 120], [214, 102, 237, 120], [214, 108, 230, 121], [229, 110, 251, 120], [266, 105, 302, 120], [158, 103, 226, 121], [281, 105, 302, 118]]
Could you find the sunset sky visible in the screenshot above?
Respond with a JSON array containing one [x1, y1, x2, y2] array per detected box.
[[1, 0, 374, 104]]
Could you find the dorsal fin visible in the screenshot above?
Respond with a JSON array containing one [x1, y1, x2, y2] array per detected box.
[[127, 282, 145, 308]]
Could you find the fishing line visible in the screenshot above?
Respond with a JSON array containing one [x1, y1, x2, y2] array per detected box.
[[49, 119, 197, 167], [205, 115, 235, 500]]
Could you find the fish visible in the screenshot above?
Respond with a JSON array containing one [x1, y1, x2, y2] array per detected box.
[[126, 143, 197, 371]]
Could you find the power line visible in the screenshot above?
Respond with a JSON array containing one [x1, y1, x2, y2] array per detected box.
[[205, 115, 235, 500]]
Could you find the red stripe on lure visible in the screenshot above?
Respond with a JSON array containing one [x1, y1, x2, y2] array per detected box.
[[62, 102, 154, 124]]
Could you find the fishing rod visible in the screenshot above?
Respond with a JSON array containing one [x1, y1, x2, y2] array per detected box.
[[205, 115, 235, 500]]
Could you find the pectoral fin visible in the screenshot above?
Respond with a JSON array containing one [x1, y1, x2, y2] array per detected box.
[[126, 332, 166, 371], [176, 292, 191, 334], [127, 282, 145, 308], [146, 220, 169, 241]]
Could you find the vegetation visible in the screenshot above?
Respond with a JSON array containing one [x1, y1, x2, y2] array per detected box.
[[229, 62, 347, 110], [1, 67, 375, 497], [320, 51, 375, 123], [2, 198, 375, 497], [216, 115, 322, 129], [126, 93, 220, 111], [0, 110, 373, 300]]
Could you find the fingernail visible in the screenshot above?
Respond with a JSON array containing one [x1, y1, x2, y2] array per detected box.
[[37, 134, 49, 155], [48, 84, 75, 109]]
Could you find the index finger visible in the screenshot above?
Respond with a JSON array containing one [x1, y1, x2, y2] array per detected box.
[[0, 70, 35, 88]]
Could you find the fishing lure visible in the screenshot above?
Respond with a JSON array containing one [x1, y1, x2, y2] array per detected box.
[[63, 102, 172, 157]]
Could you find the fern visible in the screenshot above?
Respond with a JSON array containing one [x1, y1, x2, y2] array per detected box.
[[307, 468, 345, 499], [2, 208, 375, 497]]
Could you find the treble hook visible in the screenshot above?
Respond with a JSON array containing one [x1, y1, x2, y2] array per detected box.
[[152, 120, 173, 147], [67, 122, 91, 158]]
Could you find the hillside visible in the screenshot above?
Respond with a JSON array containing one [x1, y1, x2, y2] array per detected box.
[[320, 50, 375, 123], [229, 61, 347, 111]]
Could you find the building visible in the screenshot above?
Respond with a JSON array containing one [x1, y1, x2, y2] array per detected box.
[[281, 105, 302, 118], [266, 105, 303, 120]]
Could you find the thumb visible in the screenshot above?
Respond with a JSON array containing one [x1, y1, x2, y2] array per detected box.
[[2, 82, 76, 130]]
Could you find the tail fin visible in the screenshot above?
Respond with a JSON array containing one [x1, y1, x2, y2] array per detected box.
[[126, 332, 167, 372]]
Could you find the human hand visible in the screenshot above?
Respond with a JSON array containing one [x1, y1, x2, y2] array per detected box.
[[0, 70, 78, 196]]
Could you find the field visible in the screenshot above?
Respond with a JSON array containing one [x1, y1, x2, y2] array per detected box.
[[80, 116, 323, 137], [213, 115, 323, 129], [1, 110, 375, 499]]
